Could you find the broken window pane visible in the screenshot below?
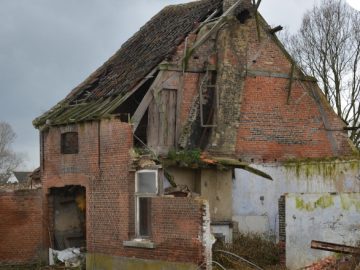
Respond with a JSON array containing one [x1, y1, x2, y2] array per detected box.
[[61, 132, 79, 154], [136, 171, 157, 194], [139, 197, 151, 236]]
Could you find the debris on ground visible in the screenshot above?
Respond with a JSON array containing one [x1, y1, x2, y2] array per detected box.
[[304, 255, 360, 270], [49, 248, 85, 268]]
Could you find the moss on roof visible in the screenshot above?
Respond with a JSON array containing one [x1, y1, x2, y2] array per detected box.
[[33, 0, 222, 128]]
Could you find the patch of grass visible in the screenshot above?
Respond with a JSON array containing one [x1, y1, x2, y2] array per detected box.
[[213, 233, 286, 270]]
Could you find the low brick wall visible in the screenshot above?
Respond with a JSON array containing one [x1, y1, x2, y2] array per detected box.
[[0, 189, 43, 265]]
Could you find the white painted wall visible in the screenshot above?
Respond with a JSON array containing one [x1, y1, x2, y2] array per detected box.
[[285, 193, 360, 269], [233, 160, 360, 238]]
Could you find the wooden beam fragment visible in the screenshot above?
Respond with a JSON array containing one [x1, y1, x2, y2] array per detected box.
[[269, 25, 283, 34], [287, 63, 295, 104], [193, 9, 220, 33], [311, 240, 360, 255], [246, 69, 317, 82], [131, 71, 164, 132], [189, 0, 243, 54], [102, 67, 158, 115], [252, 0, 262, 41]]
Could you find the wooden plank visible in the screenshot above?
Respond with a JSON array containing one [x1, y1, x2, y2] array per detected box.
[[131, 71, 164, 132], [246, 69, 317, 81], [311, 240, 360, 255], [131, 90, 154, 132], [189, 0, 243, 54], [287, 63, 295, 104], [167, 90, 177, 147], [159, 90, 167, 146], [193, 8, 220, 33], [147, 96, 160, 149], [102, 67, 158, 115]]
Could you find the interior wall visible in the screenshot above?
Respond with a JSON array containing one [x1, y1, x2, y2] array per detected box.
[[233, 160, 360, 238], [50, 186, 86, 250], [200, 169, 233, 222], [165, 167, 197, 192]]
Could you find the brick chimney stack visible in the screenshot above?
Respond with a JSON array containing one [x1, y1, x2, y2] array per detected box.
[[223, 0, 253, 14]]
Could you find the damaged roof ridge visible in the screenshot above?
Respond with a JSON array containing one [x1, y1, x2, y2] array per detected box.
[[63, 0, 223, 103], [33, 0, 223, 128]]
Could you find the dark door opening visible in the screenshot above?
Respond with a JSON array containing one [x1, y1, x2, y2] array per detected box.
[[49, 185, 86, 250]]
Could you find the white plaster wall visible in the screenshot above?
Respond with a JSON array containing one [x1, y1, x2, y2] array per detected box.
[[285, 193, 360, 269], [233, 160, 360, 238]]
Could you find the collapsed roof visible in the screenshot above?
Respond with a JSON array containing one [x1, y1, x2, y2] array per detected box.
[[33, 0, 223, 128]]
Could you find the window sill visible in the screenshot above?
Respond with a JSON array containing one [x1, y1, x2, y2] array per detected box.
[[123, 239, 156, 249]]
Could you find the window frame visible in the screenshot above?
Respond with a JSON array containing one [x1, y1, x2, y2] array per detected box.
[[135, 169, 158, 238]]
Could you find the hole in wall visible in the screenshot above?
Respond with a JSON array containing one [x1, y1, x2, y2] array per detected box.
[[49, 185, 86, 250], [236, 9, 251, 24]]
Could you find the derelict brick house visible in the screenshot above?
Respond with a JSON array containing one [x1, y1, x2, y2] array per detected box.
[[31, 0, 360, 269]]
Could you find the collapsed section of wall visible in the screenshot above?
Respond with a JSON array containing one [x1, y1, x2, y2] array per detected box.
[[285, 193, 360, 269], [0, 189, 43, 265], [87, 197, 212, 270]]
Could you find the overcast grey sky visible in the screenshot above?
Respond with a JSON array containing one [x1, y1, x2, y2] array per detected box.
[[0, 0, 320, 170]]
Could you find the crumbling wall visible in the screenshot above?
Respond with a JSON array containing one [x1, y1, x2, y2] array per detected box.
[[285, 193, 360, 269], [43, 118, 210, 269], [42, 120, 101, 251], [0, 189, 43, 265], [87, 197, 211, 269]]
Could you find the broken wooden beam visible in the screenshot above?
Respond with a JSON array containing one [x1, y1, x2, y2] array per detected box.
[[131, 71, 164, 132], [193, 8, 220, 33], [102, 67, 158, 115], [311, 240, 360, 255], [189, 0, 243, 54], [343, 126, 360, 131], [287, 63, 295, 104], [269, 25, 283, 34]]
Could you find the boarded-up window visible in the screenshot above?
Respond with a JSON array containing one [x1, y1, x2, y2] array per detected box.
[[61, 132, 79, 154]]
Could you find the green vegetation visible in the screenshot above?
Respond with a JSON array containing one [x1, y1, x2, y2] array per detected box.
[[283, 158, 360, 179], [167, 149, 201, 166], [295, 195, 334, 211]]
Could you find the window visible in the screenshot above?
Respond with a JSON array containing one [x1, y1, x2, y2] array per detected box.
[[61, 132, 79, 154], [135, 170, 158, 237]]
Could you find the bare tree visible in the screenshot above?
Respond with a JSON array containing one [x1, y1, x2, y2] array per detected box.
[[0, 122, 22, 182], [283, 0, 360, 149]]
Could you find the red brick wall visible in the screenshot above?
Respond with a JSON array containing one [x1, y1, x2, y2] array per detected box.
[[233, 17, 353, 161], [236, 76, 342, 161], [0, 190, 43, 265], [42, 118, 205, 266], [174, 14, 353, 161], [121, 197, 204, 264]]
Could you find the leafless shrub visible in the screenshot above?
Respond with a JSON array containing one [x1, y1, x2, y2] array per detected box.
[[0, 121, 22, 182]]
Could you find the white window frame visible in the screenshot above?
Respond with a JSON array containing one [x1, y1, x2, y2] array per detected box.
[[135, 169, 158, 238]]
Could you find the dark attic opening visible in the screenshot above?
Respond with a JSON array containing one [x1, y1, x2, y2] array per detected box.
[[113, 75, 156, 118], [49, 185, 86, 250], [113, 74, 158, 147], [236, 9, 251, 24]]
